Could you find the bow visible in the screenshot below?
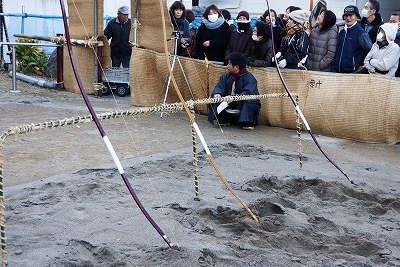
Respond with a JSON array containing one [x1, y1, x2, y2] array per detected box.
[[59, 0, 176, 249], [265, 0, 355, 185], [157, 0, 259, 222]]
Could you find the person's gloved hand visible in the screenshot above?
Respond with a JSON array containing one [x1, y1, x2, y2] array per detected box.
[[278, 59, 287, 68], [272, 52, 282, 63]]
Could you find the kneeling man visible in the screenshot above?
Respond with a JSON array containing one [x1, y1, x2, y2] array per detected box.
[[208, 52, 261, 130]]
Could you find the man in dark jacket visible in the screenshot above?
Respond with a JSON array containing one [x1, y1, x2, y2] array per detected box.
[[389, 12, 400, 77], [334, 5, 372, 73], [104, 6, 132, 68], [360, 0, 383, 43], [208, 53, 261, 130]]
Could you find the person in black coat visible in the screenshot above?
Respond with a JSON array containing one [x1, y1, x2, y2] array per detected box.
[[195, 5, 231, 63], [360, 0, 383, 43]]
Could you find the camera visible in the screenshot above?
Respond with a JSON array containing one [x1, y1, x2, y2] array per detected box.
[[181, 42, 190, 49]]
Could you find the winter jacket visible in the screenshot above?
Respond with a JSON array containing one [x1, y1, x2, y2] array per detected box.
[[224, 26, 254, 61], [334, 22, 372, 73], [246, 38, 273, 67], [195, 21, 231, 62], [208, 71, 260, 126], [306, 25, 338, 72], [170, 17, 192, 56], [364, 23, 400, 77], [395, 29, 400, 77], [360, 13, 383, 43], [278, 29, 310, 69], [104, 17, 132, 59]]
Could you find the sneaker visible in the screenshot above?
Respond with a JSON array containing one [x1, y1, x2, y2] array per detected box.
[[242, 126, 254, 130]]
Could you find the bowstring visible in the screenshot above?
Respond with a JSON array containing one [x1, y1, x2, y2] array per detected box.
[[68, 0, 179, 243]]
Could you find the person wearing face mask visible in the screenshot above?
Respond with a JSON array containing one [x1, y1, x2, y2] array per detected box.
[[224, 11, 253, 65], [194, 5, 231, 62], [272, 9, 310, 69], [334, 5, 372, 73], [261, 9, 283, 50], [360, 0, 383, 43], [357, 23, 400, 77], [246, 21, 273, 67]]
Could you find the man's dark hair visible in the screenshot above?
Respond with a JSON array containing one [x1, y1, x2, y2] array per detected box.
[[186, 9, 195, 23], [255, 21, 270, 39], [319, 10, 337, 33], [221, 9, 231, 21], [391, 12, 400, 18], [368, 0, 380, 13], [228, 52, 247, 69]]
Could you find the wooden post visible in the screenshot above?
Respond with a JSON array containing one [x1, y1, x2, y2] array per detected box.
[[56, 34, 64, 90]]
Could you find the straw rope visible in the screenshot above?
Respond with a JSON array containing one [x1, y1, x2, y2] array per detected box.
[[0, 92, 293, 265]]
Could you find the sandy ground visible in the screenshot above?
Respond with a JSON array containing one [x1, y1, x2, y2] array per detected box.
[[1, 70, 400, 266]]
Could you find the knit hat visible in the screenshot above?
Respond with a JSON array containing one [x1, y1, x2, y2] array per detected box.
[[342, 5, 360, 19], [237, 10, 250, 21], [289, 10, 310, 24], [118, 6, 129, 15]]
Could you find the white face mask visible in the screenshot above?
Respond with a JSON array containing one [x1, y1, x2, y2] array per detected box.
[[376, 32, 384, 42], [252, 35, 260, 41], [208, 14, 219, 23], [361, 9, 369, 18]]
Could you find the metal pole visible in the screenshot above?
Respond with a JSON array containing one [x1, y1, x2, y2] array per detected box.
[[10, 46, 20, 93], [21, 6, 25, 34], [93, 0, 98, 84], [0, 42, 63, 92]]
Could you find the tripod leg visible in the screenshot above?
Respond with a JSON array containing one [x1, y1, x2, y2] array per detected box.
[[176, 57, 200, 114], [160, 55, 177, 117]]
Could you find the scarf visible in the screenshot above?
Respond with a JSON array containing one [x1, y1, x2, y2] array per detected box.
[[286, 23, 303, 35], [203, 16, 225, 30], [237, 22, 251, 33], [171, 17, 185, 31], [228, 68, 247, 95], [247, 36, 269, 62]]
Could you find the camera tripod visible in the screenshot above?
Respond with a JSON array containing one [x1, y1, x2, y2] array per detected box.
[[157, 31, 197, 117]]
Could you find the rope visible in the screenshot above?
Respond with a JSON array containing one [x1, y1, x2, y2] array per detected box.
[[191, 109, 200, 201], [295, 95, 303, 170]]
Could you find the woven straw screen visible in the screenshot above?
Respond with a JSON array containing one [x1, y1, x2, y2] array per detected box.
[[67, 0, 104, 40], [130, 49, 209, 114], [303, 72, 400, 144], [62, 0, 400, 144], [133, 0, 174, 53], [64, 0, 107, 94]]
